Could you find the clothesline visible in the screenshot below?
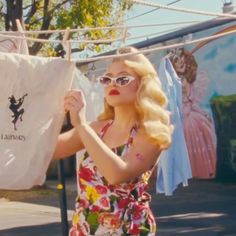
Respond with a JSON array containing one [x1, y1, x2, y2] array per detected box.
[[0, 21, 199, 44], [0, 32, 125, 44], [1, 0, 235, 35], [1, 1, 235, 63], [122, 20, 201, 28], [0, 20, 201, 35], [123, 21, 201, 42], [132, 0, 236, 19], [0, 1, 234, 45], [1, 25, 235, 63], [0, 19, 234, 47], [75, 28, 236, 63], [0, 25, 125, 35]]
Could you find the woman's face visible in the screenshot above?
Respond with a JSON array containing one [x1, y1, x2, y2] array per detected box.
[[171, 49, 186, 74], [102, 60, 140, 107]]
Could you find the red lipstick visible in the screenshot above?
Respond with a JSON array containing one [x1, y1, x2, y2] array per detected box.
[[109, 89, 120, 95]]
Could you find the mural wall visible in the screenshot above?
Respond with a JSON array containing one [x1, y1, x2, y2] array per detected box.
[[149, 22, 236, 179]]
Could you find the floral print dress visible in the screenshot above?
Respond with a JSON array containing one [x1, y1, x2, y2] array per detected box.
[[69, 122, 156, 236]]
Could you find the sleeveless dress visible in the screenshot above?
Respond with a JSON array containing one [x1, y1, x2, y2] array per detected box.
[[69, 121, 156, 236]]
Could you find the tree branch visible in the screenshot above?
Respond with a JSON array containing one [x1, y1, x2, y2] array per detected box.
[[29, 0, 52, 55], [25, 0, 37, 24], [48, 0, 70, 15]]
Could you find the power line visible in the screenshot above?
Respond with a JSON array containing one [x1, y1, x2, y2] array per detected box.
[[124, 0, 183, 22], [132, 0, 236, 19]]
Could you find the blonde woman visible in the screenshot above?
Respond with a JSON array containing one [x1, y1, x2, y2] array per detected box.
[[54, 47, 172, 235]]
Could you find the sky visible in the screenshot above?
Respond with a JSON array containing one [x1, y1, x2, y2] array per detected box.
[[124, 0, 231, 44]]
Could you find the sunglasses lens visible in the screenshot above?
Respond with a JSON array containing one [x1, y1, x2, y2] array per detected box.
[[98, 75, 135, 87], [99, 76, 112, 86], [116, 76, 132, 86]]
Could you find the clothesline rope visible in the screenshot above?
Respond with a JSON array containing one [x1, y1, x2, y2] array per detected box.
[[126, 20, 200, 28], [126, 24, 196, 41], [1, 26, 191, 47], [0, 21, 198, 44], [0, 1, 234, 44], [132, 0, 236, 19], [0, 20, 201, 35], [0, 2, 234, 47], [1, 25, 235, 62], [0, 32, 125, 44], [75, 28, 236, 63], [0, 0, 233, 36]]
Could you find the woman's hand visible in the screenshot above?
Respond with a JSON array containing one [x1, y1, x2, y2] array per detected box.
[[64, 89, 87, 127]]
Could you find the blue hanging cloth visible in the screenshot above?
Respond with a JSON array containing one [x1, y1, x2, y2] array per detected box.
[[156, 56, 192, 196]]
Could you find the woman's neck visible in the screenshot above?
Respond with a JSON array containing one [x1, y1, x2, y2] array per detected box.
[[112, 105, 138, 130]]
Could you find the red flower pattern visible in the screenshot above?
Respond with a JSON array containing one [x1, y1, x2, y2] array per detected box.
[[79, 166, 95, 182], [91, 205, 101, 212], [95, 185, 108, 194], [127, 223, 140, 234], [117, 198, 130, 209], [70, 122, 156, 235]]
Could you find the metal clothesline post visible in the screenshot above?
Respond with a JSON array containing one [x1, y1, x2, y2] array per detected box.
[[57, 159, 69, 236], [57, 112, 73, 236]]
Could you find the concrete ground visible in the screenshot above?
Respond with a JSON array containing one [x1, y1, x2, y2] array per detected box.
[[0, 178, 236, 236], [152, 179, 236, 236]]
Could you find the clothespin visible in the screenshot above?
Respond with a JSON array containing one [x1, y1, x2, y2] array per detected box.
[[16, 19, 23, 31], [183, 33, 193, 48], [122, 25, 128, 45], [62, 27, 71, 61], [117, 24, 128, 52], [15, 19, 29, 55]]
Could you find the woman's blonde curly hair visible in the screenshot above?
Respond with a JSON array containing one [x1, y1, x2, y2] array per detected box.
[[98, 47, 172, 149]]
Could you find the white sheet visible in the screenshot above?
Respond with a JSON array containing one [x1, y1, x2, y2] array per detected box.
[[0, 52, 75, 189]]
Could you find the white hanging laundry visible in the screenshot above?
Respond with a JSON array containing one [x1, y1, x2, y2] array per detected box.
[[72, 69, 104, 122], [72, 68, 104, 194], [0, 36, 18, 53], [15, 19, 29, 55], [0, 52, 75, 190], [0, 20, 28, 55], [0, 32, 28, 55]]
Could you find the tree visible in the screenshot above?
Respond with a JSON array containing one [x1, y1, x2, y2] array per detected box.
[[0, 0, 132, 56]]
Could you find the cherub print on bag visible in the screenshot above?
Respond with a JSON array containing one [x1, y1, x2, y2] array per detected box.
[[8, 93, 28, 130]]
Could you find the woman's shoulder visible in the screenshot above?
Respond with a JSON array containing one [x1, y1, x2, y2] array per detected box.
[[90, 119, 112, 134], [134, 128, 162, 154]]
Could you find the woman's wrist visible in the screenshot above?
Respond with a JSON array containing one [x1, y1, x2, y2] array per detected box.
[[75, 122, 89, 133]]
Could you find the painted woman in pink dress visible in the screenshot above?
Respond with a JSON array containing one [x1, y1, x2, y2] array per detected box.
[[169, 48, 217, 179]]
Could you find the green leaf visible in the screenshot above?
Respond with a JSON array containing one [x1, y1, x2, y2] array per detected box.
[[87, 212, 99, 234]]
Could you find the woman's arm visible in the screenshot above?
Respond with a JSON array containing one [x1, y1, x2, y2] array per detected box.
[[77, 123, 161, 185], [53, 121, 104, 160], [53, 127, 84, 160]]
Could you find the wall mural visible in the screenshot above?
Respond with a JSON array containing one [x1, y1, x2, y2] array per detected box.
[[161, 23, 236, 179]]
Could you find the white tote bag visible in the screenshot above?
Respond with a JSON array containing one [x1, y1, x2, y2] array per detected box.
[[0, 52, 75, 189]]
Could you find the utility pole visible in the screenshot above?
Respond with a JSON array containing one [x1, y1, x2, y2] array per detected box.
[[5, 0, 23, 31]]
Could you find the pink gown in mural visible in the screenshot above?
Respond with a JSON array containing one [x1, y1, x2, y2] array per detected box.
[[182, 70, 217, 178]]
